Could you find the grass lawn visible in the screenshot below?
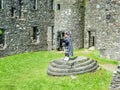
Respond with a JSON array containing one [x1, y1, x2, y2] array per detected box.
[[0, 50, 116, 90]]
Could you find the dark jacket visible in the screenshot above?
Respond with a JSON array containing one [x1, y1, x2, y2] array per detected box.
[[62, 36, 73, 56]]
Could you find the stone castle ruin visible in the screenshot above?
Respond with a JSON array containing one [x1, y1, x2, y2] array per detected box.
[[0, 0, 120, 61]]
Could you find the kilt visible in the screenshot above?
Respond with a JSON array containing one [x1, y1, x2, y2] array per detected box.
[[64, 47, 69, 54]]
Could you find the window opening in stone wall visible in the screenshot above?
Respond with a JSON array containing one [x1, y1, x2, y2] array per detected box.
[[0, 0, 3, 9], [92, 36, 95, 46], [32, 26, 39, 43], [11, 0, 17, 17], [11, 7, 15, 17], [0, 29, 4, 49], [18, 0, 22, 18], [88, 31, 95, 47], [51, 26, 54, 47], [50, 0, 53, 10], [88, 31, 90, 47], [57, 31, 65, 51], [33, 0, 37, 10], [57, 4, 60, 10]]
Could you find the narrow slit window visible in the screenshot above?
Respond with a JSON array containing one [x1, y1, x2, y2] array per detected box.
[[0, 0, 3, 9], [57, 4, 60, 10], [33, 27, 38, 40], [51, 26, 54, 46], [11, 7, 15, 17], [33, 0, 37, 10], [18, 0, 22, 18], [0, 0, 1, 9]]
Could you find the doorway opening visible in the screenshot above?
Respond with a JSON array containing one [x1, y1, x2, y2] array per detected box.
[[57, 31, 65, 51], [88, 31, 95, 47], [47, 26, 54, 50]]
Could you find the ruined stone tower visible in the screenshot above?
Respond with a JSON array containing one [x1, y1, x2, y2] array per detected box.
[[53, 0, 85, 50], [85, 0, 120, 60]]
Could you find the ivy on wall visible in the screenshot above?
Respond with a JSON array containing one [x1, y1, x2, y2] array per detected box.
[[0, 29, 3, 35]]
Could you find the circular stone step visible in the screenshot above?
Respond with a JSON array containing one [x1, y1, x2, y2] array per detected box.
[[47, 56, 99, 76]]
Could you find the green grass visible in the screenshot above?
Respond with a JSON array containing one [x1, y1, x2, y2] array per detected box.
[[0, 50, 115, 90], [75, 49, 118, 65]]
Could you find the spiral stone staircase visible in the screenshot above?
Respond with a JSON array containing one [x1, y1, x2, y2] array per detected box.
[[47, 56, 99, 76], [110, 65, 120, 90]]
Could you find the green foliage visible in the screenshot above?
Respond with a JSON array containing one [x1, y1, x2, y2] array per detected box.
[[0, 29, 3, 35], [0, 50, 115, 90]]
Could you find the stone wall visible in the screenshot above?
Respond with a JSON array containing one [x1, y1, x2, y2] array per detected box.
[[54, 0, 85, 49], [0, 0, 54, 57], [1, 0, 120, 60], [85, 0, 120, 60]]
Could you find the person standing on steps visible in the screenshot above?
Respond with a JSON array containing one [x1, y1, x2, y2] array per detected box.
[[62, 31, 73, 61]]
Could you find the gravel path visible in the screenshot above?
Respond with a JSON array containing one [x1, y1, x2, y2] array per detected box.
[[100, 64, 117, 72]]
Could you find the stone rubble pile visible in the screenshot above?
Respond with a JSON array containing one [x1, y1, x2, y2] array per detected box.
[[110, 65, 120, 90]]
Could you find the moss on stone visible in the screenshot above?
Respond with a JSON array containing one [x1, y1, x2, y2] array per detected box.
[[83, 0, 86, 8]]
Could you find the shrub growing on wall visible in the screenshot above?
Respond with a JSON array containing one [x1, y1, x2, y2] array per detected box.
[[0, 29, 2, 35]]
